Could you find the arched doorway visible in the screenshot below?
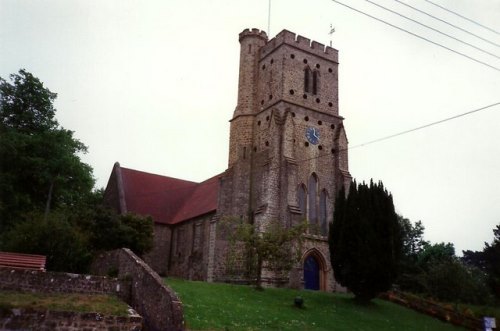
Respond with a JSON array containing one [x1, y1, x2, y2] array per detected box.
[[303, 249, 327, 290], [304, 254, 320, 290]]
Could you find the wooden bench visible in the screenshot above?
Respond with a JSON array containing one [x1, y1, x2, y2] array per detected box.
[[0, 252, 46, 271]]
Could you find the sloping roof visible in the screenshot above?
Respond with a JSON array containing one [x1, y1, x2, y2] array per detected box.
[[106, 163, 220, 225], [171, 174, 220, 224]]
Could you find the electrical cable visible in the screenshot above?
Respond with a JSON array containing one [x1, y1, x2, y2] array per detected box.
[[393, 0, 500, 48], [330, 0, 500, 72], [124, 101, 500, 199], [363, 0, 500, 59], [348, 101, 500, 150], [425, 0, 500, 36]]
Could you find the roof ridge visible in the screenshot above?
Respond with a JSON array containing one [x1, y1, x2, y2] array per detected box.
[[120, 166, 199, 185]]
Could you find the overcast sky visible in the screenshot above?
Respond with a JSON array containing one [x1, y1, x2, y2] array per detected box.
[[1, 0, 499, 254]]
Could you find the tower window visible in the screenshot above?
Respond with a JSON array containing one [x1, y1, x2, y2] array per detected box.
[[319, 190, 328, 236], [308, 174, 318, 226], [297, 184, 307, 215], [312, 70, 318, 95], [304, 68, 311, 93]]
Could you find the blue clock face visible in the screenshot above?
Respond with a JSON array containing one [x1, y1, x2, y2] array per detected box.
[[306, 127, 320, 145]]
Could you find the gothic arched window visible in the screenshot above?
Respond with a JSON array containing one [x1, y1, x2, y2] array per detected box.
[[304, 67, 312, 93], [308, 174, 318, 225], [312, 70, 319, 95], [319, 190, 328, 236], [297, 184, 307, 215]]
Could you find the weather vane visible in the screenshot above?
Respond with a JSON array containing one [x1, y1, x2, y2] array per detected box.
[[329, 24, 335, 47]]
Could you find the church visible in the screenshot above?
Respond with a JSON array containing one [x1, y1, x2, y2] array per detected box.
[[104, 28, 351, 291]]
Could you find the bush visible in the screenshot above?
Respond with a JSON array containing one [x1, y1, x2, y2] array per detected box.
[[421, 261, 493, 305], [89, 208, 153, 256], [2, 212, 92, 273]]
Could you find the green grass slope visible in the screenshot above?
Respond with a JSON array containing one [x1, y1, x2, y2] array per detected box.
[[165, 278, 465, 331]]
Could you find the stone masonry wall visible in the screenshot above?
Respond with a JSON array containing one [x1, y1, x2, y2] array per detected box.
[[0, 268, 129, 300], [0, 267, 140, 330], [0, 308, 142, 331], [168, 214, 213, 281], [91, 248, 184, 331], [143, 223, 171, 276]]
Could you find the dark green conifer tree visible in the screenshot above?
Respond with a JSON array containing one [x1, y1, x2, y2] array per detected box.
[[329, 180, 402, 302]]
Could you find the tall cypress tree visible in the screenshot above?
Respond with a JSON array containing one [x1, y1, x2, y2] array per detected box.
[[329, 180, 401, 302]]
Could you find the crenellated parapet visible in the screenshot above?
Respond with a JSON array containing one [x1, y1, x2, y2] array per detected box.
[[260, 29, 338, 63], [239, 28, 268, 42]]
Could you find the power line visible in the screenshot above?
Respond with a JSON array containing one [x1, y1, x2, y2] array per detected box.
[[330, 0, 500, 72], [362, 0, 500, 59], [349, 101, 500, 150], [393, 0, 500, 49], [125, 101, 500, 199], [425, 0, 500, 36]]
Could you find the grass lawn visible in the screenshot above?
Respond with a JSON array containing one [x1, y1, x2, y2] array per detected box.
[[165, 278, 466, 331], [0, 291, 129, 316]]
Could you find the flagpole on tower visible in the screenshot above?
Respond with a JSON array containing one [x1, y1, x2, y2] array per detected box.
[[268, 0, 272, 36]]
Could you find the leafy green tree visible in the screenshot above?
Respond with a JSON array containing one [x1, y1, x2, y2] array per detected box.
[[0, 69, 94, 230], [87, 208, 154, 256], [399, 216, 428, 259], [221, 218, 307, 290], [329, 180, 402, 302], [483, 224, 500, 300], [0, 70, 154, 273], [420, 259, 493, 304], [397, 216, 429, 291], [2, 211, 92, 273], [463, 224, 500, 301]]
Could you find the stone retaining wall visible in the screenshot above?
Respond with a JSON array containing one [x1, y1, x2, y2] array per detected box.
[[0, 308, 142, 330], [0, 268, 129, 300], [91, 248, 184, 331]]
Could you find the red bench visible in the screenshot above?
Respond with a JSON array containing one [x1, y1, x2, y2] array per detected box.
[[0, 252, 46, 271]]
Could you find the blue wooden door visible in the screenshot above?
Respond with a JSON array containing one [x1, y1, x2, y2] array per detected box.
[[304, 255, 320, 290]]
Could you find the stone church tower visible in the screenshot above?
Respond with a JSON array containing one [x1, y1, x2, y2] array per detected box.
[[213, 28, 351, 291], [104, 28, 351, 291]]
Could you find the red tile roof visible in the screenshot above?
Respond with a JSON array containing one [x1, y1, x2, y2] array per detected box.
[[115, 165, 220, 225]]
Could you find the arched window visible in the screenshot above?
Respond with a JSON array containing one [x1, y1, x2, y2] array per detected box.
[[319, 190, 328, 236], [312, 70, 318, 95], [304, 67, 312, 93], [297, 184, 307, 215], [308, 174, 318, 225]]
